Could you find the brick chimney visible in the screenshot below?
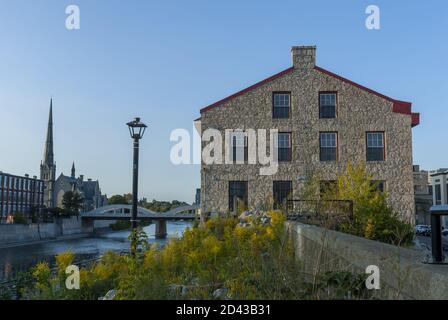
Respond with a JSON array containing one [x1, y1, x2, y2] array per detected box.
[[291, 46, 316, 69]]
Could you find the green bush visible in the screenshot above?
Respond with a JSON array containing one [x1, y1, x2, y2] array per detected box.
[[110, 220, 151, 231], [25, 212, 372, 300], [304, 162, 414, 246], [110, 220, 131, 231], [14, 212, 28, 225]]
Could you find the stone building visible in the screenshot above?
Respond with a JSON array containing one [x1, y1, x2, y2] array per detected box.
[[53, 163, 108, 212], [197, 46, 419, 223], [40, 100, 108, 212], [413, 165, 432, 225]]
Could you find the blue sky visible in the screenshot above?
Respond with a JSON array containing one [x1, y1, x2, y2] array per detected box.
[[0, 0, 447, 203]]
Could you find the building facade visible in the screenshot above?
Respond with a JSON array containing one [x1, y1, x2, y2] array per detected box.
[[198, 46, 419, 223], [53, 163, 108, 212], [431, 170, 448, 206], [413, 165, 432, 225], [194, 188, 201, 205], [40, 100, 108, 212], [0, 171, 44, 222], [430, 170, 448, 228]]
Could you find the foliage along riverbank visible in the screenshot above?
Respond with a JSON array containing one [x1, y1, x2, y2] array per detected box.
[[21, 211, 371, 300]]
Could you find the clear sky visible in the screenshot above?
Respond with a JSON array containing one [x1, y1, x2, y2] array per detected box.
[[0, 0, 447, 203]]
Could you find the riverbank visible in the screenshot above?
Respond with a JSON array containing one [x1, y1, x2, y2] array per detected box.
[[0, 233, 91, 250], [0, 217, 114, 246], [0, 221, 192, 281], [0, 224, 127, 249]]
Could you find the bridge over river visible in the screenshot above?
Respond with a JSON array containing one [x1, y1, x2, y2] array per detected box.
[[80, 204, 199, 239]]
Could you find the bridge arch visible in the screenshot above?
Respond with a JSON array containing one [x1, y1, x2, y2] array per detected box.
[[80, 204, 199, 239], [83, 204, 157, 216]]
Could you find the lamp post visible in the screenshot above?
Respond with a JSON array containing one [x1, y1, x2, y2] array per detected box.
[[126, 117, 147, 256]]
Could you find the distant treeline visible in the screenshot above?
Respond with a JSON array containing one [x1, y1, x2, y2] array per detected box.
[[108, 194, 188, 213]]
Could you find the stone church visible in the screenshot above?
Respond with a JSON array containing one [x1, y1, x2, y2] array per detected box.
[[40, 99, 108, 212]]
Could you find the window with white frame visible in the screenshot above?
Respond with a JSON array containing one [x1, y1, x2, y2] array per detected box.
[[230, 131, 248, 162], [366, 132, 385, 161], [273, 92, 290, 119], [320, 132, 337, 161], [274, 132, 291, 162], [319, 92, 337, 118]]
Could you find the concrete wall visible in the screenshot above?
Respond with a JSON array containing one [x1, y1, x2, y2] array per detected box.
[[286, 221, 448, 299], [0, 217, 115, 244], [0, 222, 60, 244]]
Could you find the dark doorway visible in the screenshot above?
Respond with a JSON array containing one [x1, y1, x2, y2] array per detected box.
[[229, 181, 248, 212]]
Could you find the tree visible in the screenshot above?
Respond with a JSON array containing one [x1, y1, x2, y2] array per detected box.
[[108, 195, 129, 205], [324, 162, 414, 246], [62, 191, 84, 215], [143, 200, 188, 212], [124, 193, 133, 203]]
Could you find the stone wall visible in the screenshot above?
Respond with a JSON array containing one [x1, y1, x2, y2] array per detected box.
[[0, 222, 60, 244], [286, 221, 448, 299], [0, 223, 57, 244], [200, 46, 415, 223], [0, 217, 114, 245]]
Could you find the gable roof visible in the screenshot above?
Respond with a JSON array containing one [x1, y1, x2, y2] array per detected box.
[[314, 66, 419, 126], [82, 180, 100, 199], [199, 66, 419, 127], [200, 67, 294, 114]]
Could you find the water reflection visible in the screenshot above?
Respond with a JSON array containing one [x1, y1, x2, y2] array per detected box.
[[0, 221, 191, 281]]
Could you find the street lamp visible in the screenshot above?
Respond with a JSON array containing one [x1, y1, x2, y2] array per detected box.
[[126, 117, 147, 256]]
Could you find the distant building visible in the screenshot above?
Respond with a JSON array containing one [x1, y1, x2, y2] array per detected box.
[[195, 188, 201, 205], [413, 165, 432, 225], [40, 99, 108, 212], [430, 169, 448, 206], [53, 163, 108, 212], [429, 169, 448, 228], [0, 171, 44, 222]]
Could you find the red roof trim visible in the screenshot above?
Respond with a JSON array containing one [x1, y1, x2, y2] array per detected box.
[[200, 64, 419, 127], [411, 113, 420, 127], [314, 66, 414, 116], [200, 67, 294, 113]]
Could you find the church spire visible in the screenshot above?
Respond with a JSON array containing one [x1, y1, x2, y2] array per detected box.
[[43, 99, 54, 165], [40, 98, 56, 208], [71, 162, 76, 178]]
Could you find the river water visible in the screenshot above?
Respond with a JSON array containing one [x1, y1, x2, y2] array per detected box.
[[0, 221, 192, 281]]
